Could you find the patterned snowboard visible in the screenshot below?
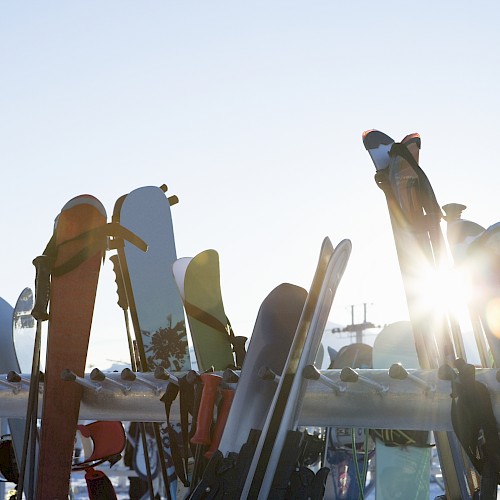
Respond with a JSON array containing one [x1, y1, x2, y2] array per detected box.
[[173, 249, 235, 372], [114, 185, 191, 373], [372, 321, 430, 500], [114, 185, 191, 498]]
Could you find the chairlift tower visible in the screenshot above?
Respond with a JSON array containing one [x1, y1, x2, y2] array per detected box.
[[332, 303, 377, 343]]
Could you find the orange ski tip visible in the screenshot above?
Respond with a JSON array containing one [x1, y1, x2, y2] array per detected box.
[[362, 129, 377, 138]]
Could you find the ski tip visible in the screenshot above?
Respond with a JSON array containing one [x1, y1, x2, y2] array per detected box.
[[362, 129, 394, 150], [401, 132, 421, 150], [60, 195, 107, 218], [362, 130, 394, 171]]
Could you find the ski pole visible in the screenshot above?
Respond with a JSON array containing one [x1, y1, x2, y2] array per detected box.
[[110, 252, 171, 500], [17, 254, 51, 500], [203, 368, 239, 459], [204, 387, 235, 459], [190, 372, 222, 488]]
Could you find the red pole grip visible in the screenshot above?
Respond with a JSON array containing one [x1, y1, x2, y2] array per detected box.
[[190, 373, 222, 446], [204, 388, 235, 459]]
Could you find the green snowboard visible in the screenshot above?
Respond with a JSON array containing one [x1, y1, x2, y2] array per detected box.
[[173, 249, 236, 372], [372, 321, 430, 500]]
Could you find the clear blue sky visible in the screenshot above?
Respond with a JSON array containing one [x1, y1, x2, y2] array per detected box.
[[1, 2, 498, 367]]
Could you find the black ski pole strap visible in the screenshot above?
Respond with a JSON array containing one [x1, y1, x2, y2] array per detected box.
[[160, 383, 190, 487]]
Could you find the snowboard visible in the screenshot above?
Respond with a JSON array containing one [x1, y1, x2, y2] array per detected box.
[[188, 282, 308, 498], [172, 249, 236, 372], [12, 288, 36, 374], [363, 130, 470, 498], [10, 288, 38, 496], [113, 185, 191, 373], [0, 295, 27, 492], [218, 282, 308, 456], [243, 238, 351, 499], [372, 321, 430, 500], [36, 194, 108, 499], [113, 185, 191, 498]]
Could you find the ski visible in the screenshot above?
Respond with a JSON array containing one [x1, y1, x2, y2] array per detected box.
[[173, 249, 242, 372], [35, 194, 108, 500], [372, 321, 431, 500], [363, 130, 473, 498], [242, 237, 351, 499], [113, 184, 191, 498], [442, 203, 500, 366]]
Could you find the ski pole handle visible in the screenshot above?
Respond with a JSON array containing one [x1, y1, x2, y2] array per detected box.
[[110, 254, 128, 311], [31, 255, 51, 321], [204, 388, 235, 459], [190, 373, 222, 446]]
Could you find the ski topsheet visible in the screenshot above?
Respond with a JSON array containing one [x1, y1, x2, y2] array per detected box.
[[243, 237, 351, 499], [173, 249, 235, 372], [36, 195, 107, 499], [372, 321, 430, 500]]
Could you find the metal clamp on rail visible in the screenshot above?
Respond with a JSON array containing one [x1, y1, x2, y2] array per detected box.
[[222, 368, 240, 384], [302, 365, 346, 395], [258, 366, 281, 383], [389, 363, 436, 394], [0, 376, 21, 394], [154, 366, 179, 385], [120, 368, 162, 395], [7, 371, 39, 392], [61, 369, 102, 393], [90, 368, 130, 394], [340, 367, 388, 394]]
